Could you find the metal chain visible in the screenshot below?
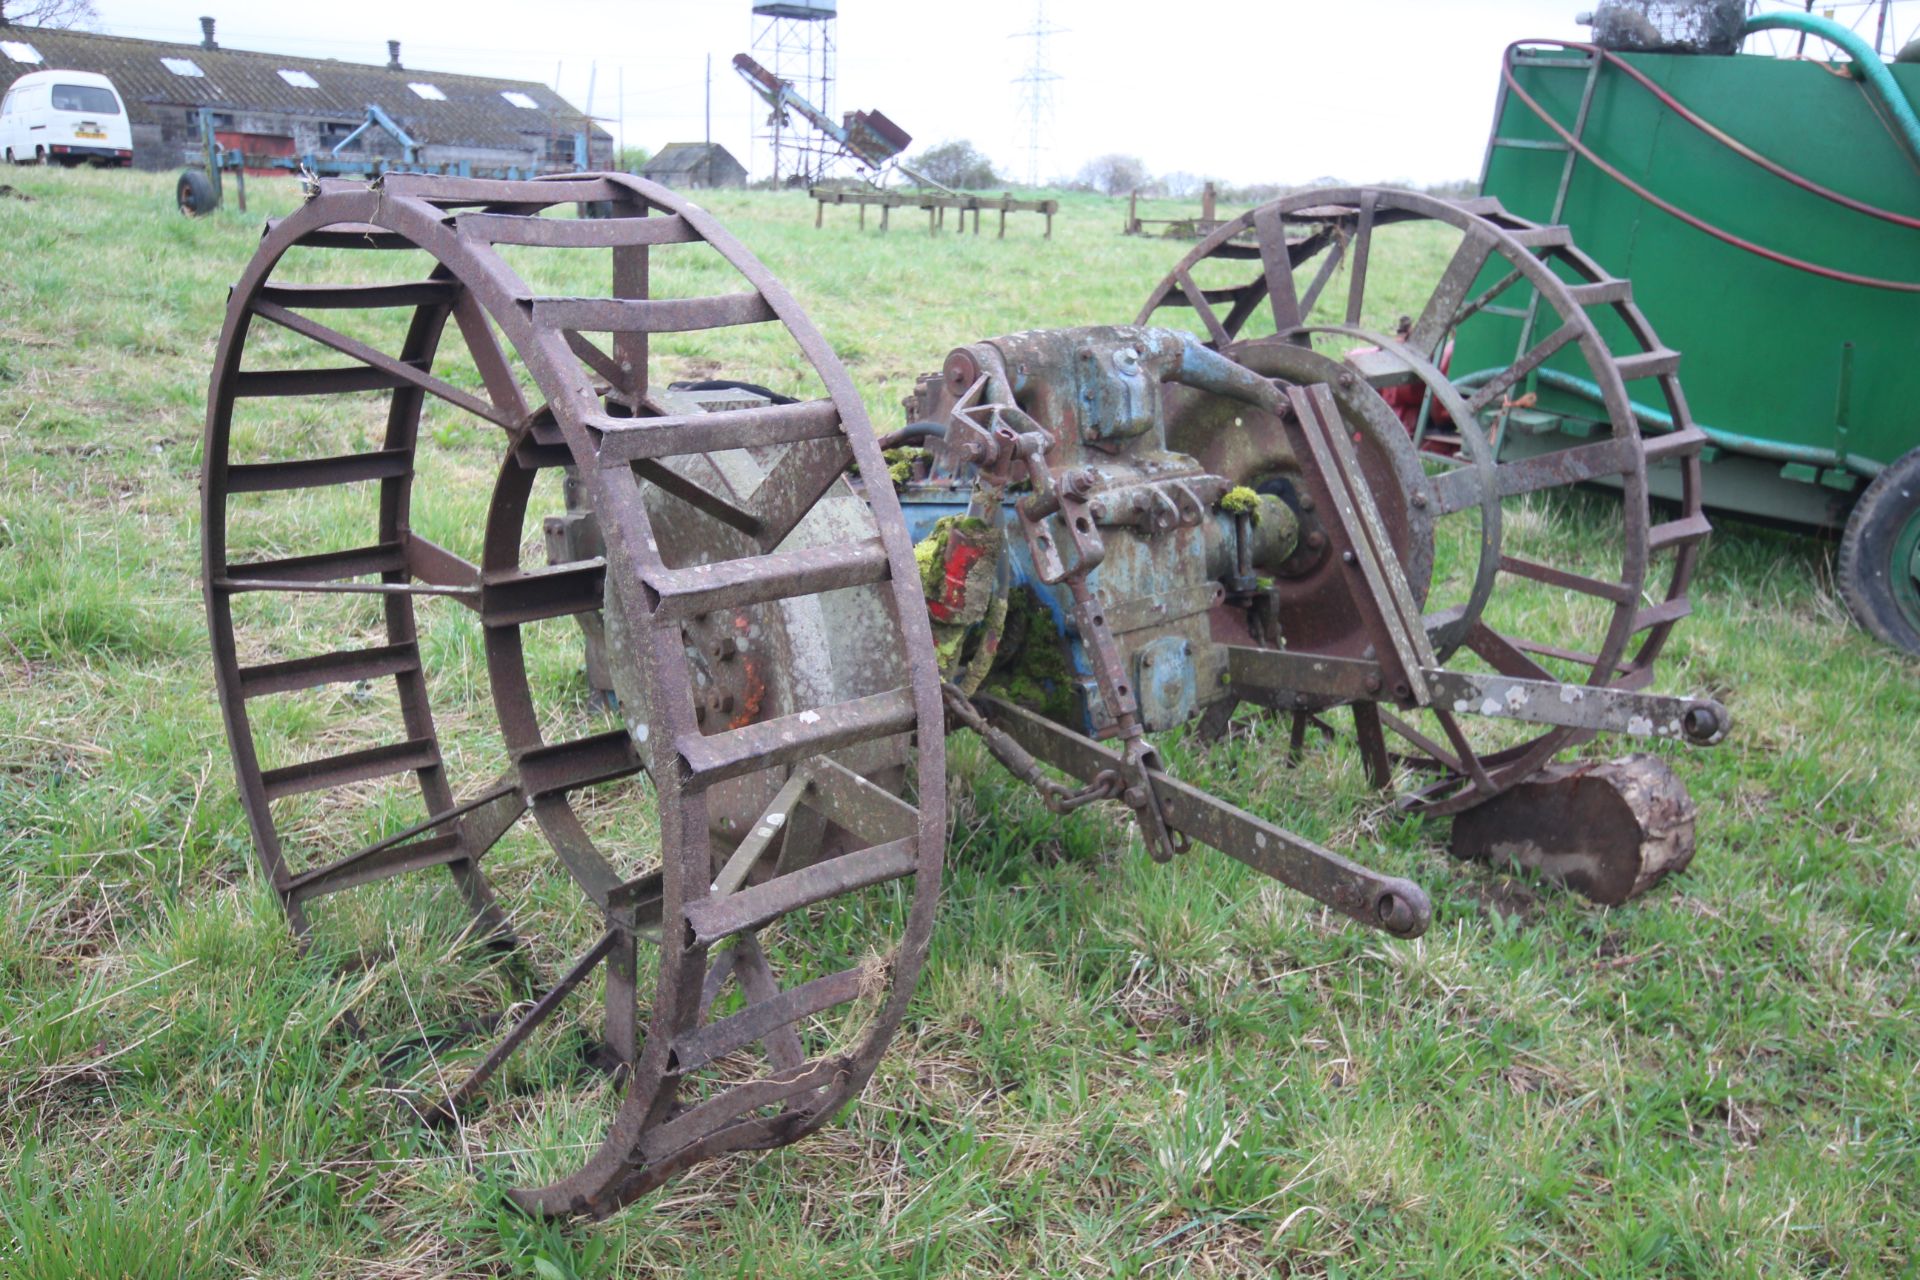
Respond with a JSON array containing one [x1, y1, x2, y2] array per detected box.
[[941, 684, 1123, 814]]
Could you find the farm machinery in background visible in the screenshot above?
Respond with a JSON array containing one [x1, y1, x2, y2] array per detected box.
[[173, 102, 597, 215], [731, 52, 947, 191], [201, 167, 1726, 1215], [1445, 0, 1920, 654]]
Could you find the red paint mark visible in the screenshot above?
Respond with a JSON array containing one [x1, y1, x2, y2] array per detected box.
[[926, 539, 988, 625]]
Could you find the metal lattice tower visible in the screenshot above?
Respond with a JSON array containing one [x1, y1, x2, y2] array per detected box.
[[1011, 0, 1065, 188], [750, 1, 837, 186]]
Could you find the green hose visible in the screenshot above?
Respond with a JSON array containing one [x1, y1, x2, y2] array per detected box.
[[1451, 366, 1883, 477], [1742, 11, 1920, 169]]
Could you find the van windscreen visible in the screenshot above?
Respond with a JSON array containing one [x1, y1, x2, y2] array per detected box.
[[52, 84, 120, 114]]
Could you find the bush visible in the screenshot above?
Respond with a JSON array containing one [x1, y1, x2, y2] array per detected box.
[[1076, 154, 1150, 197], [906, 140, 999, 191]]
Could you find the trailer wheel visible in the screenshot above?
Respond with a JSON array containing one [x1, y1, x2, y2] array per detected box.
[[175, 168, 216, 216], [1838, 446, 1920, 656]]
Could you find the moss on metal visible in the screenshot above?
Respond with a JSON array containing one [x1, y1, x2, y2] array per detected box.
[[1219, 485, 1263, 520], [884, 446, 927, 487], [979, 587, 1080, 724]]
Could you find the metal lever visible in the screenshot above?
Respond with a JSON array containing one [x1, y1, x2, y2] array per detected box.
[[1226, 647, 1731, 746], [971, 694, 1432, 938]]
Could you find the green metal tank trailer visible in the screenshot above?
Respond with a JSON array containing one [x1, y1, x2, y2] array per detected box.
[[1448, 0, 1920, 653]]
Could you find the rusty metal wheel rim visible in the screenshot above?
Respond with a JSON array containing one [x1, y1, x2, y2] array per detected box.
[[1140, 186, 1708, 814], [203, 172, 946, 1217]]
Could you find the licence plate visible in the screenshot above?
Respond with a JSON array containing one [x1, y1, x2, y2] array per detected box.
[[76, 126, 104, 139]]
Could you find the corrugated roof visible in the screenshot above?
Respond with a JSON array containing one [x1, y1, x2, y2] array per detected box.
[[0, 24, 609, 152], [645, 142, 742, 175]]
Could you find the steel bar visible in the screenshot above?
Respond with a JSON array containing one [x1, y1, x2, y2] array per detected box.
[[1226, 647, 1726, 744], [976, 696, 1430, 937], [683, 838, 918, 945]]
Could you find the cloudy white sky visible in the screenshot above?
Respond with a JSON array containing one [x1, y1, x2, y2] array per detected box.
[[85, 1, 1915, 186]]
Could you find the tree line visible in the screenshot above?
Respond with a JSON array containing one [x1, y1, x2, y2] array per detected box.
[[903, 138, 1472, 202]]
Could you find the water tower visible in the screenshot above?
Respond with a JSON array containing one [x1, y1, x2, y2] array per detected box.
[[749, 0, 837, 185]]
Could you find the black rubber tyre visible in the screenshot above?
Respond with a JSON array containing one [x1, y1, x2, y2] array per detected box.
[[175, 168, 216, 216], [1838, 444, 1920, 656]]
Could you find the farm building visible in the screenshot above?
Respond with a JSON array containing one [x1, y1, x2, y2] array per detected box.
[[642, 142, 747, 189], [0, 18, 611, 172]]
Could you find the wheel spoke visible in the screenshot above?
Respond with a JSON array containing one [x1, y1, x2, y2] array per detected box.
[[1498, 553, 1636, 604], [1405, 229, 1499, 357], [1463, 321, 1581, 416], [283, 779, 522, 901], [437, 930, 621, 1114], [1254, 204, 1304, 336], [1343, 190, 1377, 326], [1428, 434, 1637, 516], [1176, 267, 1231, 346], [251, 298, 517, 428]]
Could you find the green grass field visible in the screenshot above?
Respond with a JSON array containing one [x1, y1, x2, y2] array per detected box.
[[1, 167, 1917, 1279]]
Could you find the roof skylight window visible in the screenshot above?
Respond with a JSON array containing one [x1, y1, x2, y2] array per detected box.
[[501, 90, 539, 109], [407, 82, 446, 101], [161, 56, 205, 78], [0, 41, 44, 64], [278, 69, 319, 88]]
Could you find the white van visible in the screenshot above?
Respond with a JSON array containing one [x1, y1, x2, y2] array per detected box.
[[1, 70, 132, 167]]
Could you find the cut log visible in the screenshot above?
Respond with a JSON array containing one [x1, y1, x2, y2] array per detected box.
[[1447, 754, 1696, 906]]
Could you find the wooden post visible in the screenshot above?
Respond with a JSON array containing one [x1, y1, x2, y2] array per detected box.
[[1127, 189, 1138, 235], [881, 200, 890, 232], [1044, 203, 1055, 240], [1201, 181, 1216, 224], [998, 203, 1007, 239], [815, 197, 824, 229], [858, 199, 866, 230]]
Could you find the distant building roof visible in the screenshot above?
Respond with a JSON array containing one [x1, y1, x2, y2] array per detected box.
[[645, 142, 744, 175], [0, 23, 609, 153]]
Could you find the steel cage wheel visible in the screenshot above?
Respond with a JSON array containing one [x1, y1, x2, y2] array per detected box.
[[202, 172, 946, 1216], [1140, 187, 1710, 814]]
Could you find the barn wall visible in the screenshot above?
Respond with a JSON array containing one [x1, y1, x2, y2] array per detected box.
[[128, 104, 611, 173]]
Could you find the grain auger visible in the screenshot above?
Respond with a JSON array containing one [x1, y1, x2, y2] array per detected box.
[[202, 174, 1726, 1216]]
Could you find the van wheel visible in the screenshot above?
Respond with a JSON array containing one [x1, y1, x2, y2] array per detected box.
[[176, 168, 217, 216], [1838, 444, 1920, 656], [3, 148, 13, 165], [33, 146, 44, 165]]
